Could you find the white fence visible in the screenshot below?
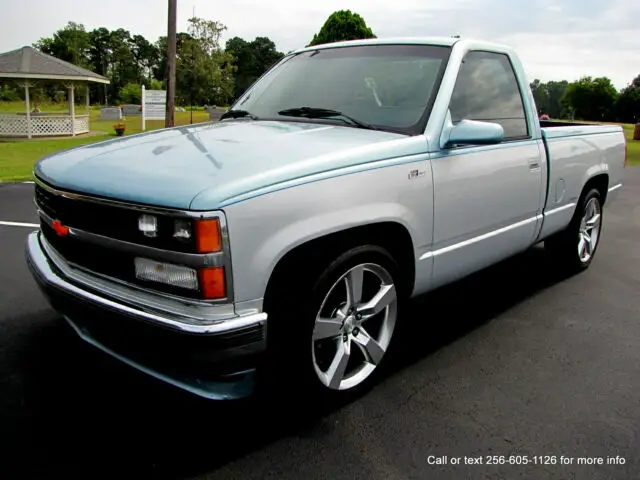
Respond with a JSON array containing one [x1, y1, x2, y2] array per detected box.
[[0, 114, 90, 137]]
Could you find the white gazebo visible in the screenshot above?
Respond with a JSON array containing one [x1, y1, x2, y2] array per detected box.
[[0, 46, 110, 138]]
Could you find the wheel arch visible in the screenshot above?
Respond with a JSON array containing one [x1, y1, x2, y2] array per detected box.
[[581, 172, 609, 205], [263, 221, 416, 311]]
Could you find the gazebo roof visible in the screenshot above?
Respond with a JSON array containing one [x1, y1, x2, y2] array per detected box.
[[0, 46, 109, 84]]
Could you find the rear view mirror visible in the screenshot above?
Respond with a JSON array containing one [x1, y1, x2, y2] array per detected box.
[[445, 119, 504, 146]]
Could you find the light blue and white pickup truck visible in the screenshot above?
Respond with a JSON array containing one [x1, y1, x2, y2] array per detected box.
[[26, 37, 627, 401]]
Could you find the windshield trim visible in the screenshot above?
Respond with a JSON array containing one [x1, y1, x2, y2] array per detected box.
[[229, 43, 453, 137]]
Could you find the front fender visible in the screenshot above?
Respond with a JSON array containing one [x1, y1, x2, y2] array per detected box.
[[223, 160, 434, 304]]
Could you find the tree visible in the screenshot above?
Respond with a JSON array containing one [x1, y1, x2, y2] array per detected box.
[[107, 28, 140, 103], [546, 80, 569, 118], [615, 75, 640, 123], [130, 35, 159, 84], [530, 79, 550, 115], [34, 22, 91, 68], [307, 10, 376, 47], [226, 36, 284, 99], [88, 27, 112, 103], [176, 17, 235, 107], [153, 33, 193, 83], [562, 76, 618, 121], [530, 79, 569, 119]]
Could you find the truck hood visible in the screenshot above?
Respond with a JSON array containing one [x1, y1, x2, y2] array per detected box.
[[35, 120, 420, 210]]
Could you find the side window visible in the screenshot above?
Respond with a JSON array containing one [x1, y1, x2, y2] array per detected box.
[[449, 51, 529, 139]]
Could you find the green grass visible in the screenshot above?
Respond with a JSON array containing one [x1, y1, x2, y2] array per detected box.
[[0, 136, 109, 181], [0, 101, 78, 113], [619, 123, 640, 166], [627, 136, 640, 166], [0, 101, 212, 181], [1, 99, 639, 180]]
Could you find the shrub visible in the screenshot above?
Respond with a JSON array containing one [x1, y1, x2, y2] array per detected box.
[[119, 83, 142, 104]]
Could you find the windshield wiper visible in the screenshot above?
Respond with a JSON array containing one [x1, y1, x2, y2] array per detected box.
[[277, 107, 378, 130], [219, 109, 259, 121]]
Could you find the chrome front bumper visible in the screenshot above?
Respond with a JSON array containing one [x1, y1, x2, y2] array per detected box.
[[25, 230, 268, 400]]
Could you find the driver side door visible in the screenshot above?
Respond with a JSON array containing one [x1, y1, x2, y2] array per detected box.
[[430, 50, 544, 289]]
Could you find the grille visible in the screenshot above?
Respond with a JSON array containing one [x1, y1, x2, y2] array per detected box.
[[35, 181, 197, 253], [36, 180, 203, 299]]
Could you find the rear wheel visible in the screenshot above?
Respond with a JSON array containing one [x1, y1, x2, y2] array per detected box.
[[545, 188, 603, 272], [262, 245, 404, 402]]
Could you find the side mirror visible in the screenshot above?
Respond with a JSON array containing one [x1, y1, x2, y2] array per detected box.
[[445, 119, 504, 147]]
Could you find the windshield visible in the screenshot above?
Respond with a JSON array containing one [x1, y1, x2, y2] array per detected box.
[[230, 44, 452, 135]]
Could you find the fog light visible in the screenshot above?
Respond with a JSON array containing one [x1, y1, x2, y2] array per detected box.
[[134, 257, 198, 290], [138, 214, 157, 238]]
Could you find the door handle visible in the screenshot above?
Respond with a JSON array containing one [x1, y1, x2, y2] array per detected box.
[[528, 161, 540, 171]]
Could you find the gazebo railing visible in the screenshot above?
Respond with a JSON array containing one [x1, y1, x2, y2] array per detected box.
[[0, 114, 90, 137]]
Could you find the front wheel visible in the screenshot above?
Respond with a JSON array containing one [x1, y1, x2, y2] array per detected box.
[[263, 245, 404, 401], [311, 259, 398, 392], [545, 188, 603, 272]]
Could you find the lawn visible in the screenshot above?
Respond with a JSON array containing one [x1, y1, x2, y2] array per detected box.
[[0, 102, 212, 181], [1, 100, 639, 181], [623, 124, 640, 166]]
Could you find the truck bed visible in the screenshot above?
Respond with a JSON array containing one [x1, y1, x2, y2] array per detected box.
[[536, 120, 626, 241]]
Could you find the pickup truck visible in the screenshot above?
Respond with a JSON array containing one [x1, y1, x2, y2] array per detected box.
[[26, 37, 627, 401]]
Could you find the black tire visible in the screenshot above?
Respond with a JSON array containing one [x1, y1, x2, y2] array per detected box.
[[259, 244, 405, 405], [545, 188, 603, 273]]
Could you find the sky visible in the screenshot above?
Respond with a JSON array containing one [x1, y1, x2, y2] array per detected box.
[[1, 0, 638, 90]]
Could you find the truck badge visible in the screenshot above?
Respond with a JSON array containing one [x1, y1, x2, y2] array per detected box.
[[51, 220, 70, 237]]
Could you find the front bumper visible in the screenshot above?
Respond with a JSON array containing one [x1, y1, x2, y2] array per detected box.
[[25, 230, 267, 400]]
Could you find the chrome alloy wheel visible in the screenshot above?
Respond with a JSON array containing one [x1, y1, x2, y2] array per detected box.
[[311, 263, 398, 391], [578, 197, 602, 263]]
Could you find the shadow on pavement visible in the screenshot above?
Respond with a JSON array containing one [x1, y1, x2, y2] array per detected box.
[[0, 244, 573, 480]]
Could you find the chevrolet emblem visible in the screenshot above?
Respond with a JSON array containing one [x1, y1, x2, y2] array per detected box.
[[51, 219, 70, 237]]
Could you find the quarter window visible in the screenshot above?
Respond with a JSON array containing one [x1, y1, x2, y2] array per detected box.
[[449, 51, 529, 139]]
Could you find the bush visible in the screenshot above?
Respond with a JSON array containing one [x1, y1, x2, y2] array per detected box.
[[149, 79, 165, 90], [0, 84, 20, 101], [119, 83, 142, 104]]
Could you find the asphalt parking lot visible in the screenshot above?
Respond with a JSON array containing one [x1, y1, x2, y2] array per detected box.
[[1, 170, 639, 480]]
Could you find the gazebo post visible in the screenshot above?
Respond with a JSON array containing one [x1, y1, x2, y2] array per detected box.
[[23, 81, 32, 139], [67, 82, 76, 137], [86, 83, 90, 116]]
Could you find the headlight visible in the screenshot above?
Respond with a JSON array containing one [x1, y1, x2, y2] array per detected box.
[[138, 214, 158, 237], [135, 257, 198, 290], [173, 219, 192, 240], [137, 215, 222, 254]]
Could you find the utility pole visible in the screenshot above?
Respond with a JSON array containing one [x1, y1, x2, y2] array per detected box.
[[190, 4, 195, 125], [165, 0, 177, 127]]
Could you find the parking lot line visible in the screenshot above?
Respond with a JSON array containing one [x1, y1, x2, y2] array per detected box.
[[0, 221, 39, 228]]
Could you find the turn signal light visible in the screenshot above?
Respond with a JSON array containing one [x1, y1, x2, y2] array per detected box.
[[195, 218, 222, 253], [199, 266, 226, 299]]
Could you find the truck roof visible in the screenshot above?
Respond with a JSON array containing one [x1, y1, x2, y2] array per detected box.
[[292, 36, 516, 56]]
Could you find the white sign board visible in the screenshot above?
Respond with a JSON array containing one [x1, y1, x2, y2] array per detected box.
[[141, 86, 166, 130]]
